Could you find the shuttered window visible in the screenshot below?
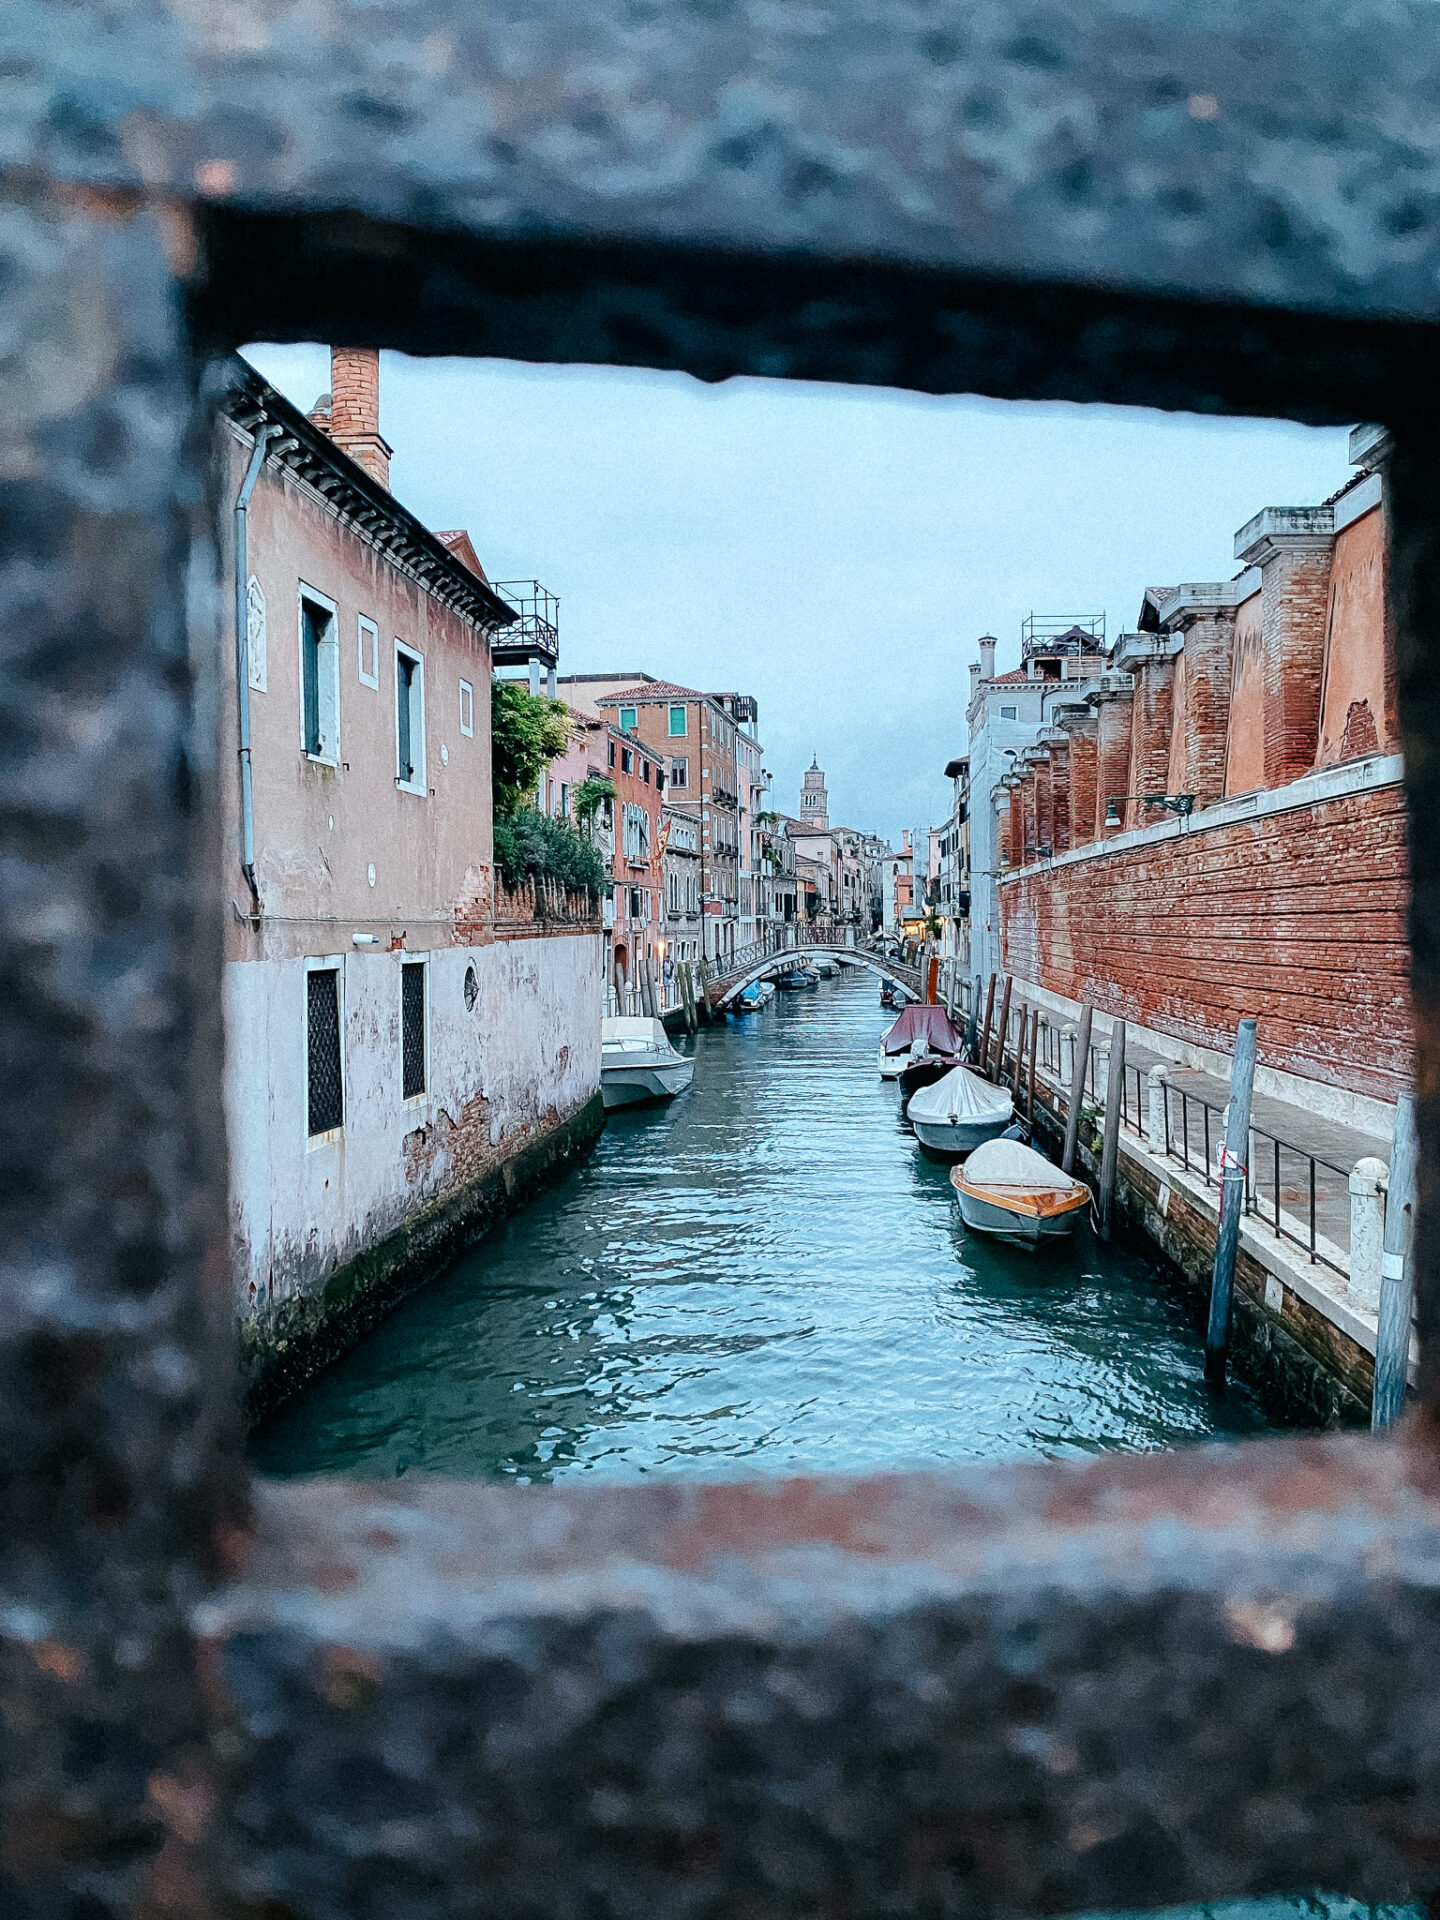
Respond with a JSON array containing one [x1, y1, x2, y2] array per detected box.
[[401, 962, 426, 1099], [306, 969, 343, 1136]]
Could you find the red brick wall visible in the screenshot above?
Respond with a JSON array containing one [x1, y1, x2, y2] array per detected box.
[[1001, 782, 1411, 1100], [1068, 725, 1097, 846], [1262, 543, 1332, 787], [1094, 693, 1133, 839], [1050, 744, 1072, 854], [1124, 657, 1174, 829]]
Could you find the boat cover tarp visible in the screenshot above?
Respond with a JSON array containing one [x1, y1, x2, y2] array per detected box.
[[602, 1016, 670, 1046], [907, 1065, 1013, 1127], [880, 1003, 964, 1056], [962, 1137, 1084, 1191]]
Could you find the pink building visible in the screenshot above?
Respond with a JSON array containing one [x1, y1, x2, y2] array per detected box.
[[218, 350, 603, 1418]]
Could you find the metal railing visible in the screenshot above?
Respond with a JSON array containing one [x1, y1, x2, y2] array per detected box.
[[1022, 1008, 1353, 1277]]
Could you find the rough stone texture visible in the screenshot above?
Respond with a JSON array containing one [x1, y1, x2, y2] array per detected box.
[[11, 2, 1440, 1915], [0, 194, 242, 1917], [1001, 782, 1412, 1102], [196, 1433, 1440, 1920]]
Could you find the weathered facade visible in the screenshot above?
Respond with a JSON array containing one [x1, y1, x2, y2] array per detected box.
[[219, 353, 603, 1413]]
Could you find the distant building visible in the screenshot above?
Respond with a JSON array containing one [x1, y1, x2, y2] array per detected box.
[[799, 757, 830, 830]]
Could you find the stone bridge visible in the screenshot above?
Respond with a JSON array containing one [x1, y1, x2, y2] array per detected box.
[[707, 934, 923, 1009]]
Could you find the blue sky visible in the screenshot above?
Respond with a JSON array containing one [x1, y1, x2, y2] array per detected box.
[[245, 345, 1354, 847]]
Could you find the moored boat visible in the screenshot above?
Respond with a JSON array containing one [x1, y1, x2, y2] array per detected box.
[[950, 1137, 1091, 1244], [600, 1016, 695, 1109], [878, 1002, 964, 1079], [775, 967, 819, 991], [906, 1064, 1013, 1156]]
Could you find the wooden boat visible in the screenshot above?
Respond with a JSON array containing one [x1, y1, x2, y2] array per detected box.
[[775, 967, 819, 991], [600, 1016, 695, 1109], [949, 1137, 1090, 1245], [907, 1064, 1013, 1156]]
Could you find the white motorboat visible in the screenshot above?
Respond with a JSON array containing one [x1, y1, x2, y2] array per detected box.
[[600, 1016, 695, 1109], [950, 1137, 1091, 1245], [813, 958, 839, 977], [906, 1065, 1013, 1158]]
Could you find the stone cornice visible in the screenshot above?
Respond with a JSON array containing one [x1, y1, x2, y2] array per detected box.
[[1234, 505, 1335, 567], [1155, 572, 1261, 629]]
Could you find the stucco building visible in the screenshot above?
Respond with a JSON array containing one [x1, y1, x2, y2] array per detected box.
[[218, 350, 603, 1413]]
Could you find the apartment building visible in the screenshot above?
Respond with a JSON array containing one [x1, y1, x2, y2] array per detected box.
[[218, 350, 602, 1412]]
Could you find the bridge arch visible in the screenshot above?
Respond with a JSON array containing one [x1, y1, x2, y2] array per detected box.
[[714, 948, 921, 1009]]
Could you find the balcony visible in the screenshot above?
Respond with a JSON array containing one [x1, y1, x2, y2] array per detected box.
[[491, 579, 559, 671]]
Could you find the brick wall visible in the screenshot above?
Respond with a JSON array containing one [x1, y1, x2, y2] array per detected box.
[[1124, 657, 1175, 828], [1094, 692, 1134, 838], [1176, 609, 1235, 804], [1067, 723, 1097, 846], [1001, 782, 1411, 1100], [1050, 743, 1072, 854], [1261, 542, 1332, 786]]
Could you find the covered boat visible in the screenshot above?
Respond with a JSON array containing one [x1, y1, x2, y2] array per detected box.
[[878, 1002, 964, 1079], [906, 1064, 1013, 1156], [600, 1016, 695, 1109], [950, 1137, 1091, 1245], [775, 967, 819, 991]]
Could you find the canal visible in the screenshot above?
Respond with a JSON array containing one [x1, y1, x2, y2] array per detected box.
[[255, 966, 1276, 1481]]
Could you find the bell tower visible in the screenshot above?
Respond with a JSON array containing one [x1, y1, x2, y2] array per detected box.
[[799, 757, 829, 830]]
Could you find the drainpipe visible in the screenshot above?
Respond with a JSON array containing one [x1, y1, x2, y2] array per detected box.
[[235, 424, 279, 916]]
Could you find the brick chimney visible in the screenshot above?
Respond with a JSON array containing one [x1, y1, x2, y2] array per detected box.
[[324, 347, 392, 489]]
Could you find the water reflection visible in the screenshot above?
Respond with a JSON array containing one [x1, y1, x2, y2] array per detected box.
[[255, 968, 1272, 1480]]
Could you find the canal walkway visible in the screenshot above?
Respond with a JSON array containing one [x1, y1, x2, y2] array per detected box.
[[254, 968, 1274, 1482]]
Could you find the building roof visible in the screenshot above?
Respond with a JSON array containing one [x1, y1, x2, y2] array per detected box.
[[220, 357, 515, 634], [944, 757, 969, 778], [597, 681, 707, 705], [434, 529, 490, 582], [987, 668, 1031, 686]]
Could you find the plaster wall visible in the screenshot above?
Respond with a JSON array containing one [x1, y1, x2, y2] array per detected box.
[[1223, 591, 1265, 795], [221, 425, 495, 963], [1317, 505, 1395, 766], [225, 932, 603, 1321]]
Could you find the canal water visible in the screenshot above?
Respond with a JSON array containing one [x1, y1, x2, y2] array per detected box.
[[255, 967, 1274, 1481]]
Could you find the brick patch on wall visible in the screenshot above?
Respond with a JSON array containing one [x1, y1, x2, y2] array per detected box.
[[1002, 782, 1411, 1100]]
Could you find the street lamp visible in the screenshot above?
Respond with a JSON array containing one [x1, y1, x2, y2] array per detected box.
[[1104, 793, 1195, 828]]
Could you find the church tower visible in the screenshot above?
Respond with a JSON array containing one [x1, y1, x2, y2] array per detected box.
[[799, 757, 829, 830]]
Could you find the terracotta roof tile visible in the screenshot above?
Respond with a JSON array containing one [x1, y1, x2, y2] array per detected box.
[[597, 682, 706, 704]]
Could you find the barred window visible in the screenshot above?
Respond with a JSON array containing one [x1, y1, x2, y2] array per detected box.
[[306, 968, 343, 1136], [402, 962, 426, 1099]]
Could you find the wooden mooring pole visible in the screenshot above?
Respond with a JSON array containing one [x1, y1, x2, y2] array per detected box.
[[1062, 1005, 1093, 1175], [1026, 1011, 1039, 1127], [1204, 1016, 1258, 1385], [977, 974, 996, 1072], [1373, 1089, 1419, 1428], [1098, 1018, 1126, 1240], [992, 976, 1012, 1084], [964, 975, 981, 1063]]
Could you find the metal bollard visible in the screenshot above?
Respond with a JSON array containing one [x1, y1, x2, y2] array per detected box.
[[1347, 1156, 1389, 1310], [1147, 1064, 1169, 1152]]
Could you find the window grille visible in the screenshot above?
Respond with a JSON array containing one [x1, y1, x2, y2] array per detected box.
[[306, 968, 343, 1136], [402, 962, 425, 1099]]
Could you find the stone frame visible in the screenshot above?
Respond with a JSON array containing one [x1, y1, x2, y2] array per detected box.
[[8, 2, 1440, 1913]]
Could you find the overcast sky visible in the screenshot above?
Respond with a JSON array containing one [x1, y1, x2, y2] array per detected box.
[[244, 344, 1353, 847]]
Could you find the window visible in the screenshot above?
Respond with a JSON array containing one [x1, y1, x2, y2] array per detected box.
[[299, 590, 339, 762], [643, 760, 651, 785], [628, 887, 641, 919], [358, 615, 379, 689], [670, 757, 688, 788], [621, 747, 633, 774], [619, 705, 637, 733], [395, 642, 425, 793], [1000, 704, 1017, 720], [306, 967, 343, 1137], [401, 962, 426, 1099], [458, 679, 474, 736], [246, 577, 267, 693], [623, 802, 650, 863], [668, 704, 687, 736], [608, 740, 616, 768], [669, 873, 680, 913]]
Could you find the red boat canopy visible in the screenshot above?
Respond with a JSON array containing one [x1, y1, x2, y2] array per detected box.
[[880, 1003, 964, 1056]]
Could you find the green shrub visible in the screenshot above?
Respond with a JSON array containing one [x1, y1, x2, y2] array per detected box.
[[493, 807, 606, 897], [491, 680, 576, 816]]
